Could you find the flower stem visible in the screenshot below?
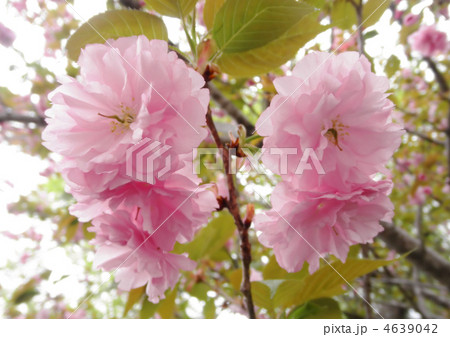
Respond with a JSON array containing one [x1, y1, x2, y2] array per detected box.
[[205, 107, 257, 319]]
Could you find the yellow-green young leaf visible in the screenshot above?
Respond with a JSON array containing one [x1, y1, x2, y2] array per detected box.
[[11, 279, 39, 305], [228, 268, 242, 291], [385, 54, 400, 78], [213, 0, 316, 54], [173, 211, 235, 260], [203, 298, 216, 318], [330, 0, 357, 30], [140, 298, 160, 319], [66, 10, 168, 61], [55, 214, 78, 241], [251, 281, 274, 311], [263, 255, 309, 280], [144, 0, 197, 17], [123, 286, 146, 317], [288, 298, 342, 319], [190, 282, 210, 301], [273, 258, 398, 308], [362, 0, 391, 28], [157, 287, 177, 318], [203, 0, 226, 31], [217, 13, 328, 77]]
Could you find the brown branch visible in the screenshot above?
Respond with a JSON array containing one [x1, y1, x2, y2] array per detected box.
[[404, 128, 445, 147], [379, 221, 450, 291], [350, 0, 365, 55], [422, 288, 450, 309], [206, 82, 255, 135], [361, 244, 373, 318], [0, 112, 46, 126], [423, 57, 450, 183], [424, 57, 449, 93], [205, 107, 256, 319]]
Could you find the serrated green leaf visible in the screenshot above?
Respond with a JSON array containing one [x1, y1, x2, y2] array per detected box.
[[213, 0, 316, 54], [123, 286, 145, 317], [362, 0, 390, 28], [66, 10, 168, 61], [288, 298, 342, 319], [174, 211, 235, 260], [274, 258, 398, 308], [144, 0, 197, 17], [217, 12, 328, 77], [204, 0, 226, 31]]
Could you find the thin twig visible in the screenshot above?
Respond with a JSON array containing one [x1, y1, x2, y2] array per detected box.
[[404, 128, 445, 146], [207, 82, 255, 135], [0, 112, 46, 126], [205, 107, 256, 319]]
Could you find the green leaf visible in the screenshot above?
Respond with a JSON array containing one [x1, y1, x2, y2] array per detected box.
[[203, 0, 226, 31], [190, 282, 210, 301], [140, 298, 160, 319], [174, 211, 235, 260], [123, 286, 145, 317], [144, 0, 197, 17], [330, 0, 357, 30], [228, 268, 242, 291], [213, 0, 316, 54], [263, 255, 308, 280], [66, 10, 168, 61], [274, 258, 398, 308], [203, 298, 216, 318], [385, 54, 400, 78], [217, 12, 328, 77], [251, 281, 274, 311], [288, 298, 342, 319], [362, 0, 390, 28], [157, 287, 177, 318], [364, 30, 378, 40], [11, 279, 39, 305]]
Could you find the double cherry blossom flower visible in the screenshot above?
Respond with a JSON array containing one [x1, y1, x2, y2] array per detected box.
[[43, 36, 217, 303], [254, 52, 403, 273]]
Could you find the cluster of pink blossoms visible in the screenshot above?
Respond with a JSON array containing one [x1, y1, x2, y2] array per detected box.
[[254, 52, 404, 273], [408, 25, 448, 57], [43, 36, 217, 302]]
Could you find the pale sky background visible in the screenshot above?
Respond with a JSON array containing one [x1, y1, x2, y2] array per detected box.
[[0, 0, 448, 318]]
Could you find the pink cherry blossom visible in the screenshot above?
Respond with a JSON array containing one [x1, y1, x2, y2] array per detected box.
[[0, 22, 16, 47], [91, 208, 196, 303], [43, 36, 209, 187], [403, 13, 419, 26], [42, 36, 218, 302], [408, 25, 448, 57], [410, 185, 432, 205], [256, 52, 404, 190], [394, 10, 404, 20], [254, 179, 394, 273]]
